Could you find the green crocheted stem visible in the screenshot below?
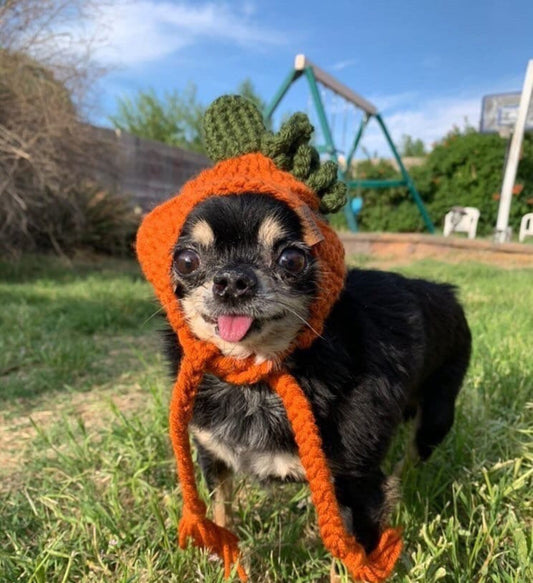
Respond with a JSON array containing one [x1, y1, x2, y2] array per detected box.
[[203, 95, 265, 163], [202, 95, 347, 214]]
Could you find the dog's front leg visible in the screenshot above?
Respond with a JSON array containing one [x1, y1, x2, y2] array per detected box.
[[194, 438, 235, 528], [213, 470, 234, 528], [330, 558, 343, 583]]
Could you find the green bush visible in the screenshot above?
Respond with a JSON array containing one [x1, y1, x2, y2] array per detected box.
[[339, 128, 533, 236], [346, 159, 428, 233], [421, 128, 533, 235]]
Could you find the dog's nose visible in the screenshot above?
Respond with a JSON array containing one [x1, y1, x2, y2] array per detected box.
[[213, 268, 258, 300]]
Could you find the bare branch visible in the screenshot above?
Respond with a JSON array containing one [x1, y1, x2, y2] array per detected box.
[[0, 0, 123, 255]]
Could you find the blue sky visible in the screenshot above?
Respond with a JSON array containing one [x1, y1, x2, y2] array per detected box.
[[86, 0, 533, 155]]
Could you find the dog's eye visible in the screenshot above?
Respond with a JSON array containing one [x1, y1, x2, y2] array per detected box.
[[277, 248, 307, 274], [174, 249, 200, 275]]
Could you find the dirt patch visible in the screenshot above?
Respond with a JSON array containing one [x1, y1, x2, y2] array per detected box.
[[0, 330, 163, 486], [340, 233, 533, 268], [0, 381, 150, 479]]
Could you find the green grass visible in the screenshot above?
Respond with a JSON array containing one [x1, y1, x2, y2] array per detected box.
[[0, 255, 531, 582]]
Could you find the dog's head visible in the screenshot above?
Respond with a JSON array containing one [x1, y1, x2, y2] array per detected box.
[[170, 193, 319, 361]]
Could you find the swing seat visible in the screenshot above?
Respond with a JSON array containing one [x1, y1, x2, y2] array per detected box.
[[350, 196, 363, 215]]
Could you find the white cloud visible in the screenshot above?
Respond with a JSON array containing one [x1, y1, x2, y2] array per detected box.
[[384, 95, 479, 146], [67, 1, 286, 66], [360, 72, 526, 156], [354, 93, 482, 156], [289, 75, 525, 157], [331, 58, 358, 72], [366, 91, 418, 113]]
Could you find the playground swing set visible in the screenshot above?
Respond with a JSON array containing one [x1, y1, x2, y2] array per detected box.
[[263, 54, 435, 233]]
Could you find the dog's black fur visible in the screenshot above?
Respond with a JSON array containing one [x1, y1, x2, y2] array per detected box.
[[164, 193, 471, 553]]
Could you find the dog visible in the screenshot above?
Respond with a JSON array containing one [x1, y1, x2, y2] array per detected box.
[[163, 191, 472, 575]]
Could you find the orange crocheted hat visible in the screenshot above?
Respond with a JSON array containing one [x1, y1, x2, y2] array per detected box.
[[136, 96, 402, 582]]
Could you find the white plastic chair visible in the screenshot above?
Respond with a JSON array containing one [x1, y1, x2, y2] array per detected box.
[[443, 206, 480, 239], [519, 213, 533, 242]]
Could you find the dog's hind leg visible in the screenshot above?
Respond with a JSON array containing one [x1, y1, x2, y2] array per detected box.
[[414, 351, 470, 461], [334, 471, 400, 554]]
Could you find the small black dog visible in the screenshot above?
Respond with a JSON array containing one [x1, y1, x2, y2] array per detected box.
[[164, 192, 471, 558]]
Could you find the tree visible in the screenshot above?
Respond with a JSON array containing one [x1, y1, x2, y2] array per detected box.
[[0, 0, 107, 109], [419, 127, 533, 236], [109, 84, 205, 153], [399, 134, 426, 157]]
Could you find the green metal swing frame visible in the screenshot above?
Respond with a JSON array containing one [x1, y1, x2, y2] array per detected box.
[[263, 55, 435, 233]]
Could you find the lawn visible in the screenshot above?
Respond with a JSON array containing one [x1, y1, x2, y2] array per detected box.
[[0, 254, 531, 582]]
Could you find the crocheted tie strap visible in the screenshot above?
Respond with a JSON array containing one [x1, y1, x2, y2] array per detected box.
[[168, 346, 248, 582], [268, 370, 403, 583]]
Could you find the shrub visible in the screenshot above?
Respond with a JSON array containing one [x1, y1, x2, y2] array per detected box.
[[0, 50, 135, 256], [75, 182, 139, 256], [339, 128, 533, 236], [422, 128, 533, 235], [347, 159, 428, 233]]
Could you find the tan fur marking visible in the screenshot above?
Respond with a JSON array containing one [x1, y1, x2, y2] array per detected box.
[[257, 215, 286, 248], [213, 473, 234, 528], [250, 452, 305, 481], [192, 427, 240, 468], [190, 219, 215, 247], [380, 475, 401, 528], [329, 560, 343, 583]]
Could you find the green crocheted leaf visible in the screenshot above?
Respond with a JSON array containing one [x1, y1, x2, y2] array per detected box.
[[305, 160, 347, 214], [305, 160, 337, 194], [291, 144, 320, 181], [319, 181, 347, 214], [261, 113, 314, 169], [203, 95, 265, 163]]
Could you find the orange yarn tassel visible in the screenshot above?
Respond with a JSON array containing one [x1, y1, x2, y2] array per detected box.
[[169, 350, 248, 581], [178, 510, 247, 581], [353, 528, 403, 583], [269, 371, 402, 582]]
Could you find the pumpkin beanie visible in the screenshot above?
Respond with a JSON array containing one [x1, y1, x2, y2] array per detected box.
[[136, 95, 402, 582]]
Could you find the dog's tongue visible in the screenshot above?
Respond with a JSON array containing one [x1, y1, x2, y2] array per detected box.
[[217, 315, 253, 343]]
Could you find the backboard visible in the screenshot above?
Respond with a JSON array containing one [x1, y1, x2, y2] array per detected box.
[[480, 92, 533, 133]]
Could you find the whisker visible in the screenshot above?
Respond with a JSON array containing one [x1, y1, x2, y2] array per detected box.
[[275, 299, 325, 341], [142, 305, 164, 326]]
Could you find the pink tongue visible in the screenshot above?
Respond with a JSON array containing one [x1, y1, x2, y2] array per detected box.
[[217, 315, 254, 343]]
